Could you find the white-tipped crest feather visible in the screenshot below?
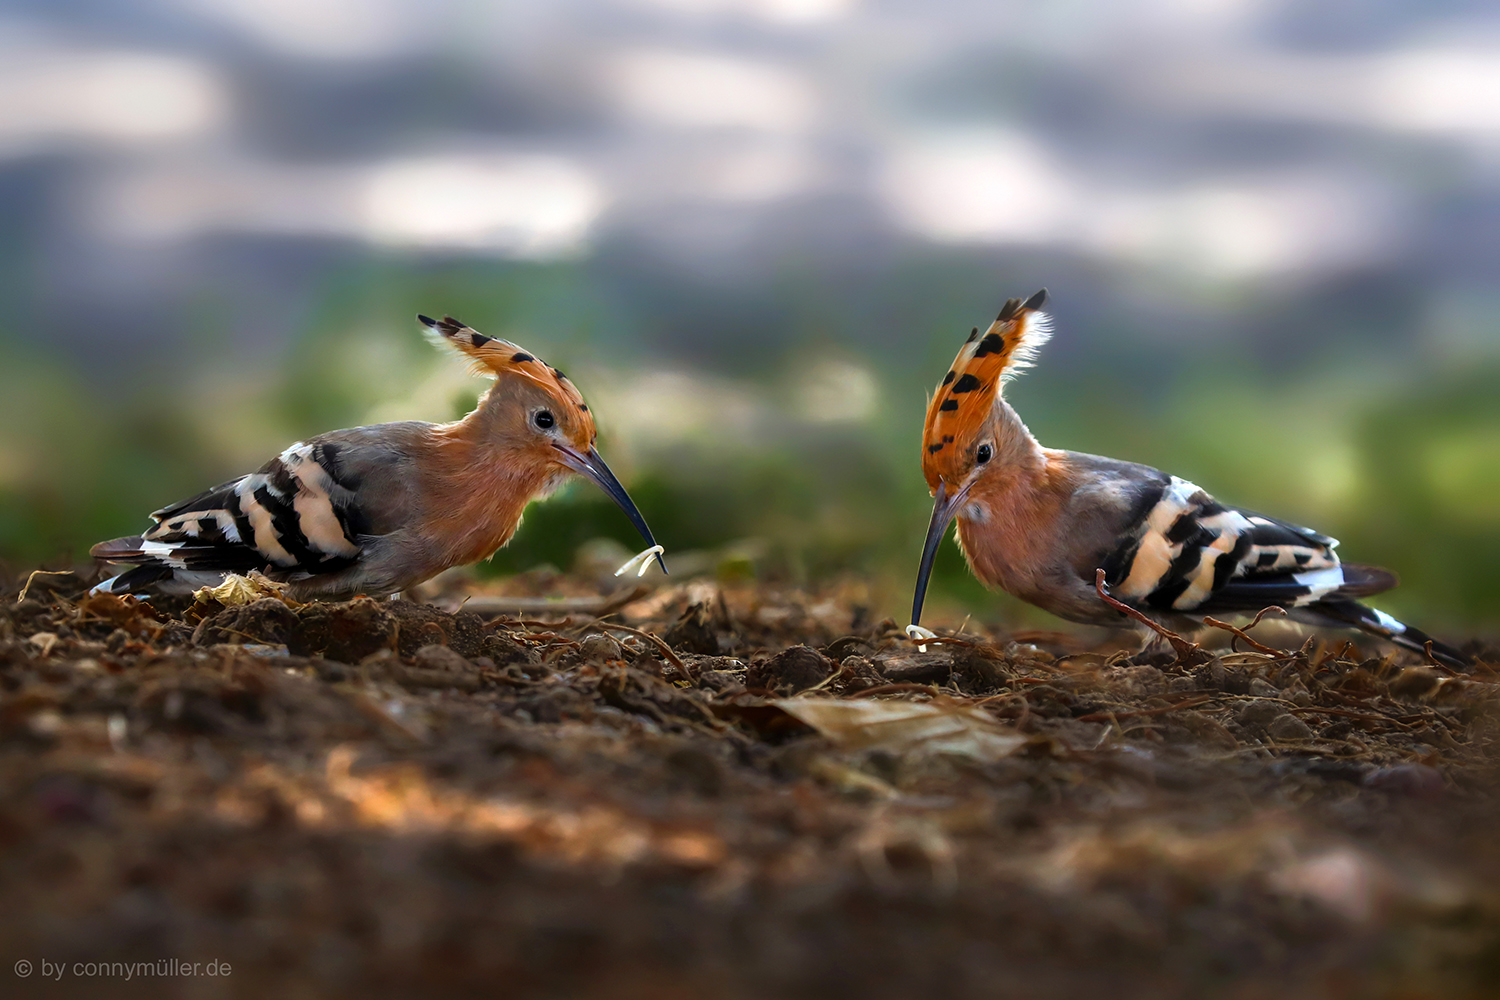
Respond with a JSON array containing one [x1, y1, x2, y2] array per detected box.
[[999, 310, 1051, 384]]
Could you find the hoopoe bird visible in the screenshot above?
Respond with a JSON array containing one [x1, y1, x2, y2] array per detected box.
[[909, 290, 1471, 668], [91, 315, 666, 599]]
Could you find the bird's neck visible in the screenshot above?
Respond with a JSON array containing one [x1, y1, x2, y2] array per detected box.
[[955, 402, 1068, 599], [421, 415, 560, 566], [455, 385, 519, 441], [432, 406, 535, 476]]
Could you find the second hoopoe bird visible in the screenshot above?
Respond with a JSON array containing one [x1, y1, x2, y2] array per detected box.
[[91, 315, 666, 598], [909, 290, 1470, 668]]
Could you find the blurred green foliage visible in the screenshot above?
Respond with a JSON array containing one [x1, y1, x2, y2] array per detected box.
[[2, 259, 1495, 632]]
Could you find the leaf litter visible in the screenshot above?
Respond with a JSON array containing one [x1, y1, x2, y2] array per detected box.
[[1, 560, 1499, 999], [774, 697, 1028, 761]]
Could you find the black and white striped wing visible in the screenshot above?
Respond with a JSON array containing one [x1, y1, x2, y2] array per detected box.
[[94, 440, 367, 586], [1100, 476, 1389, 616]]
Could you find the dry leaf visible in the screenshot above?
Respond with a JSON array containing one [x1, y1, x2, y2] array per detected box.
[[774, 698, 1026, 762], [192, 570, 299, 610]]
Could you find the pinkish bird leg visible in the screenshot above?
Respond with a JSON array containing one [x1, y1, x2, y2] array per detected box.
[[1094, 569, 1206, 665]]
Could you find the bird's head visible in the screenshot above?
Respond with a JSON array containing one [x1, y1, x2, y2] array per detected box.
[[910, 289, 1051, 630], [419, 314, 666, 573]]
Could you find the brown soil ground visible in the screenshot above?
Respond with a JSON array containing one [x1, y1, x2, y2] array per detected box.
[[3, 566, 1500, 1000]]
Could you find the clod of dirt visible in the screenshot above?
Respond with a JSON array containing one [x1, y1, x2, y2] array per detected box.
[[8, 599, 49, 633], [838, 654, 885, 692], [1195, 657, 1253, 694], [875, 645, 1010, 692], [193, 598, 299, 647], [1115, 664, 1167, 697], [1248, 676, 1280, 698], [1236, 699, 1284, 732], [663, 601, 720, 655], [412, 644, 472, 674], [401, 644, 482, 691], [876, 649, 955, 683], [747, 644, 834, 693], [483, 630, 539, 666], [284, 599, 491, 662], [696, 669, 746, 694], [291, 598, 396, 661], [385, 602, 486, 657], [825, 635, 874, 660], [579, 632, 624, 661], [1268, 713, 1314, 741]]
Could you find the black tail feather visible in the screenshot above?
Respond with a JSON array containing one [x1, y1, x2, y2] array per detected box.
[[1332, 563, 1398, 599], [91, 535, 147, 560], [1312, 598, 1471, 669], [96, 564, 175, 594]]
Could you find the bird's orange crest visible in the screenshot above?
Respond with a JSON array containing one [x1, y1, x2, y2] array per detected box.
[[920, 289, 1050, 489], [419, 314, 596, 437]]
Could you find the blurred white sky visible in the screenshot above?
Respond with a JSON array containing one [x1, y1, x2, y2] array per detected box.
[[0, 0, 1497, 369]]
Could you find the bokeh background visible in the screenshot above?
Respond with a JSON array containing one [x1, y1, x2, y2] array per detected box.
[[0, 0, 1496, 632]]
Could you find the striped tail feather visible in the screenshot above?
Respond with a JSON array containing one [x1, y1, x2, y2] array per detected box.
[[90, 438, 367, 596], [1091, 478, 1470, 668], [91, 535, 148, 560], [1321, 563, 1398, 599], [1200, 562, 1397, 611], [1306, 597, 1472, 669], [89, 532, 264, 595], [90, 533, 267, 571], [91, 564, 176, 595]]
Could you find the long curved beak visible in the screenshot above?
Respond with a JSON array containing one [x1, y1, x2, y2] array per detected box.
[[910, 478, 972, 630], [554, 444, 668, 575]]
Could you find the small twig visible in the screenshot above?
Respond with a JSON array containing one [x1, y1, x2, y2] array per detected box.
[[1075, 695, 1216, 724], [1094, 569, 1204, 664], [211, 626, 286, 646], [483, 617, 576, 633], [1160, 689, 1218, 703], [1397, 710, 1463, 735], [526, 633, 581, 649], [851, 683, 941, 698], [1201, 606, 1287, 657], [587, 621, 685, 671], [1418, 655, 1464, 678], [17, 570, 76, 603], [1312, 639, 1353, 670], [1290, 705, 1411, 730], [461, 585, 649, 618], [804, 659, 857, 693]]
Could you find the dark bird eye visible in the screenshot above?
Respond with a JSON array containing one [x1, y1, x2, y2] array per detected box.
[[534, 410, 555, 430], [976, 444, 992, 464]]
